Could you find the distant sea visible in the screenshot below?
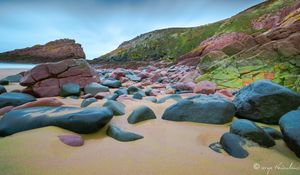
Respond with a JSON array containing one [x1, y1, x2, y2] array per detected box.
[[0, 62, 35, 69]]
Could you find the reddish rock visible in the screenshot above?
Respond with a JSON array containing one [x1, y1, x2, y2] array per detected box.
[[149, 89, 160, 96], [110, 69, 126, 80], [58, 135, 84, 147], [94, 92, 111, 99], [174, 82, 195, 91], [119, 77, 129, 83], [0, 106, 14, 116], [0, 39, 85, 63], [20, 59, 99, 97], [13, 98, 64, 110], [81, 93, 93, 99], [217, 89, 233, 98], [193, 81, 217, 94], [179, 70, 200, 83]]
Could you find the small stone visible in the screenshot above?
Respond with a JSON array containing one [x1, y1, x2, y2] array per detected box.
[[106, 125, 143, 142], [58, 135, 84, 147], [220, 132, 249, 159], [128, 105, 156, 124]]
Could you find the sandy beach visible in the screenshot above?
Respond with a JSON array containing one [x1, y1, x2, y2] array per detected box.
[[0, 68, 299, 175]]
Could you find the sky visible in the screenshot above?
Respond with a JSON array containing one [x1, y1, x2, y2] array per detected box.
[[0, 0, 264, 59]]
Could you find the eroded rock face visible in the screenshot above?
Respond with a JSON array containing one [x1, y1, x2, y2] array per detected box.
[[0, 39, 85, 63], [20, 59, 99, 97]]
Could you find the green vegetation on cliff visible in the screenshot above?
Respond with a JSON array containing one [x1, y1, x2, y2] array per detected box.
[[94, 0, 295, 62]]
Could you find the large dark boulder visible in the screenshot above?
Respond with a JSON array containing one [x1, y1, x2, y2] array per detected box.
[[233, 80, 300, 124], [230, 119, 275, 147], [162, 94, 236, 124], [0, 106, 113, 136], [128, 106, 156, 124], [0, 92, 36, 108], [279, 109, 300, 158], [106, 125, 143, 142], [220, 132, 249, 159]]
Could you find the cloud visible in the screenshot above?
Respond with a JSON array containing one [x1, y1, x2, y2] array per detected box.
[[0, 0, 264, 59]]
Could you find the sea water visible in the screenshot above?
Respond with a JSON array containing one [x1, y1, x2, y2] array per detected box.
[[0, 62, 35, 69]]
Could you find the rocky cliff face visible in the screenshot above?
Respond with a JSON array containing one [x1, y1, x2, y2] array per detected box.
[[93, 0, 300, 92], [0, 39, 85, 63], [93, 0, 298, 63]]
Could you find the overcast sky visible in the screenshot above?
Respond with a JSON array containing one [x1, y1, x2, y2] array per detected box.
[[0, 0, 264, 59]]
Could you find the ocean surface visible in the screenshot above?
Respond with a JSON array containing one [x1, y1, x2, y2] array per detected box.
[[0, 62, 35, 69]]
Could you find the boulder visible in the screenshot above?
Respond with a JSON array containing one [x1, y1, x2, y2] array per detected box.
[[162, 95, 235, 124], [20, 59, 99, 97], [80, 98, 97, 107], [103, 100, 125, 116], [279, 109, 300, 158], [106, 125, 143, 142], [0, 92, 36, 108], [60, 83, 81, 97], [101, 79, 122, 88], [58, 135, 84, 147], [0, 106, 113, 136], [128, 106, 156, 124], [233, 80, 300, 124], [230, 119, 275, 147], [220, 132, 249, 159], [84, 82, 109, 96], [193, 80, 217, 94], [0, 85, 6, 94]]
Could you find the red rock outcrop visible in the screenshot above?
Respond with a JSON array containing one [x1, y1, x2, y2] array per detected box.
[[0, 39, 85, 63], [20, 59, 99, 97]]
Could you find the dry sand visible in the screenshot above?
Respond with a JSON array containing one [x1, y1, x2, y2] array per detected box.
[[0, 69, 299, 175]]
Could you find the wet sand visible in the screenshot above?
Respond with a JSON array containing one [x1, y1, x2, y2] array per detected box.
[[0, 69, 299, 175]]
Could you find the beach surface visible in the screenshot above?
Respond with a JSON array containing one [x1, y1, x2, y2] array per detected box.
[[0, 68, 299, 175]]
